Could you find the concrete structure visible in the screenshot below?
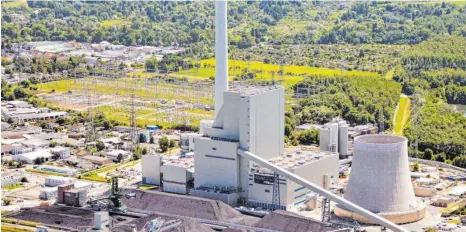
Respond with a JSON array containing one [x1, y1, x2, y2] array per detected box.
[[335, 135, 425, 224], [180, 133, 201, 153], [94, 212, 110, 230], [161, 157, 194, 195], [247, 149, 338, 210], [142, 155, 161, 186], [1, 104, 68, 122], [214, 0, 228, 116], [50, 147, 71, 159], [45, 176, 74, 187], [2, 175, 22, 187], [106, 149, 130, 161], [82, 155, 113, 165], [57, 183, 87, 207], [39, 187, 58, 200], [12, 149, 53, 164], [194, 86, 284, 199]]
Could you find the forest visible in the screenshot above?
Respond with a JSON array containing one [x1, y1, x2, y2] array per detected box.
[[2, 1, 466, 49], [291, 74, 400, 129], [392, 36, 466, 167]]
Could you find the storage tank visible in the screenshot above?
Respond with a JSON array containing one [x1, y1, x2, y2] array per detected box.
[[335, 134, 425, 224], [319, 128, 331, 152], [329, 123, 339, 153], [338, 124, 349, 157]]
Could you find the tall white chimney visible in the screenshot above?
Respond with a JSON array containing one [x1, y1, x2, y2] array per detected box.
[[215, 0, 228, 117]]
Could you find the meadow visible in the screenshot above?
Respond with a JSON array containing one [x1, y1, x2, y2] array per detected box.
[[100, 19, 129, 27], [175, 58, 380, 87], [393, 95, 411, 136]]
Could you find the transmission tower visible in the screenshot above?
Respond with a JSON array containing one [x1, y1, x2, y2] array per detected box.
[[378, 107, 385, 134], [84, 76, 97, 146], [129, 77, 137, 148], [272, 172, 281, 210], [322, 198, 331, 222]]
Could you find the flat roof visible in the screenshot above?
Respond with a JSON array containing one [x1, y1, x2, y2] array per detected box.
[[257, 149, 336, 171], [19, 149, 53, 159], [227, 85, 281, 96], [163, 156, 194, 169]]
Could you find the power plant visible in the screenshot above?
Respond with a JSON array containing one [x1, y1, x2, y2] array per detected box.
[[137, 2, 412, 231], [335, 135, 426, 224]]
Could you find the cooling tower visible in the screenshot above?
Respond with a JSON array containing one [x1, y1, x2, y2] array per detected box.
[[335, 134, 425, 224]]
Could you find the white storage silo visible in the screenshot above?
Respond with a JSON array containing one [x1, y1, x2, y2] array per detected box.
[[329, 123, 339, 153], [338, 124, 348, 157], [335, 134, 425, 224], [319, 127, 331, 152]]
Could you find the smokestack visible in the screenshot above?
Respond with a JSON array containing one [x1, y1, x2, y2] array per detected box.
[[215, 0, 228, 116]]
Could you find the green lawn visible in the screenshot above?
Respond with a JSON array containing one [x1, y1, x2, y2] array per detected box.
[[100, 19, 129, 27], [2, 183, 22, 191], [385, 68, 394, 80], [393, 95, 411, 136], [1, 225, 34, 232], [26, 169, 68, 177]]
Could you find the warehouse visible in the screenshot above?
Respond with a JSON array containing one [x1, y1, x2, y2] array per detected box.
[[106, 149, 130, 162], [50, 147, 71, 159], [45, 176, 74, 187], [39, 187, 58, 200], [12, 149, 53, 164]]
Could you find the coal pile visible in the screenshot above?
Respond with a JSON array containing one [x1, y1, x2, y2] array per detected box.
[[112, 211, 215, 232], [5, 206, 95, 229]]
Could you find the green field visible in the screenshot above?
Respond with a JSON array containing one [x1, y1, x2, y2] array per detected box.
[[176, 58, 380, 87], [100, 19, 129, 27], [2, 1, 28, 8], [393, 95, 411, 136]]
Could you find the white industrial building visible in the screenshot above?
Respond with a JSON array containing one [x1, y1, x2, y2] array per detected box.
[[50, 147, 71, 159], [2, 175, 22, 187], [45, 176, 74, 187], [161, 156, 194, 195], [106, 149, 130, 162], [247, 150, 338, 210], [12, 149, 54, 164], [1, 101, 68, 123], [180, 133, 202, 153], [39, 187, 58, 200], [141, 155, 161, 185], [189, 85, 339, 209], [193, 86, 285, 200]]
